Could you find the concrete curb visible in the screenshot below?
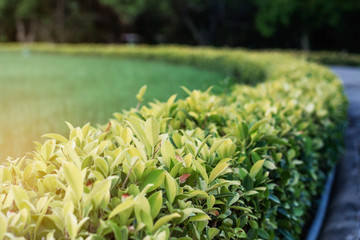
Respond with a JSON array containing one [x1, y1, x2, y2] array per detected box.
[[305, 167, 336, 240]]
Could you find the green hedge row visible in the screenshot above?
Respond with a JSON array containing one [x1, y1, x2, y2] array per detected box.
[[281, 50, 360, 66], [306, 51, 360, 66], [0, 44, 347, 240], [2, 43, 360, 67]]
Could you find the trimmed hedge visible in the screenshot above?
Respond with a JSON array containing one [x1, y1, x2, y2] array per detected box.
[[0, 45, 347, 240], [304, 51, 360, 66], [279, 50, 360, 66]]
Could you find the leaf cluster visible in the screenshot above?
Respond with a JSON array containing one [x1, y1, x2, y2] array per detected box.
[[0, 45, 347, 240]]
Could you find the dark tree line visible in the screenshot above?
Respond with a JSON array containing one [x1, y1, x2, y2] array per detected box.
[[0, 0, 359, 52]]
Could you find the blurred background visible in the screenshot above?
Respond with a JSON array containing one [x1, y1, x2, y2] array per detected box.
[[0, 0, 359, 52]]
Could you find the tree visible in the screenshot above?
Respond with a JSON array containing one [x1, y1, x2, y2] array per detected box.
[[99, 0, 170, 35], [253, 0, 359, 50], [99, 0, 242, 45], [0, 0, 52, 42]]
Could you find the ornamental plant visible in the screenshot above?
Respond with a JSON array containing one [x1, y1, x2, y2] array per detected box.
[[0, 45, 347, 240]]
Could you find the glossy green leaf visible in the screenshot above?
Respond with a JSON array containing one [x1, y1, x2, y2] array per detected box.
[[153, 213, 181, 233], [148, 191, 163, 219], [109, 223, 128, 240], [209, 162, 230, 183], [249, 160, 265, 178], [139, 169, 165, 193], [249, 119, 268, 134], [264, 160, 277, 170], [195, 135, 211, 157], [238, 121, 249, 140], [207, 195, 216, 208], [208, 228, 220, 239], [108, 196, 136, 219], [189, 214, 211, 222], [193, 159, 209, 184], [258, 228, 270, 239]]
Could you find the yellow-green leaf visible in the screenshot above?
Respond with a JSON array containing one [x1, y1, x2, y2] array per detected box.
[[85, 179, 111, 209], [169, 162, 183, 177], [139, 169, 165, 193], [145, 117, 160, 147], [249, 160, 265, 178], [160, 140, 175, 168], [249, 119, 268, 134], [208, 228, 220, 240], [209, 162, 230, 183], [153, 213, 181, 233], [209, 139, 226, 156], [65, 142, 81, 168], [189, 214, 211, 222], [111, 148, 129, 172], [12, 186, 29, 210], [148, 191, 163, 219], [264, 160, 277, 170], [126, 117, 146, 144], [109, 196, 136, 219], [216, 139, 236, 158], [136, 85, 147, 102], [63, 201, 74, 218], [42, 133, 68, 143], [121, 127, 133, 144], [206, 180, 240, 192], [63, 162, 84, 201], [187, 190, 208, 199], [207, 195, 216, 209], [133, 160, 145, 179], [135, 208, 153, 232], [153, 229, 169, 240], [135, 195, 151, 213], [0, 212, 7, 240], [66, 214, 78, 240], [180, 208, 206, 222], [164, 173, 178, 203], [193, 159, 209, 184], [36, 196, 49, 212], [95, 157, 109, 177], [183, 154, 192, 168], [195, 135, 211, 157]]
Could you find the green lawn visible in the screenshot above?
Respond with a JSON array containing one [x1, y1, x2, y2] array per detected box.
[[0, 51, 226, 160]]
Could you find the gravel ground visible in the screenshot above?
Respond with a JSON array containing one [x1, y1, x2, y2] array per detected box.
[[319, 66, 360, 240]]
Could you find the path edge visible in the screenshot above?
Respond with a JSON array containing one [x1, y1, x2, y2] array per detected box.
[[305, 167, 336, 240]]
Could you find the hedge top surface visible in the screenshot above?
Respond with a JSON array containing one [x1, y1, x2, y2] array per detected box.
[[0, 44, 347, 240], [0, 44, 295, 84]]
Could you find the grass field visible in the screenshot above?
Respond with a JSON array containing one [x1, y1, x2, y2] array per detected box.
[[0, 51, 226, 160]]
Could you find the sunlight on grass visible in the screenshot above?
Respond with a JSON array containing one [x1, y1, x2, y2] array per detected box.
[[0, 51, 226, 160]]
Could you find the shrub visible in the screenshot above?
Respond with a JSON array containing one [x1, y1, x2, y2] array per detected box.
[[271, 49, 360, 66], [304, 51, 360, 66], [0, 44, 347, 240]]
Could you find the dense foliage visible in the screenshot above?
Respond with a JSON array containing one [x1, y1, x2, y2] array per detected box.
[[0, 45, 347, 239], [259, 50, 360, 67], [0, 0, 359, 52], [297, 51, 360, 66]]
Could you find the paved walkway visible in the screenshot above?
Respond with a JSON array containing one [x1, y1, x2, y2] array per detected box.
[[319, 66, 360, 240]]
